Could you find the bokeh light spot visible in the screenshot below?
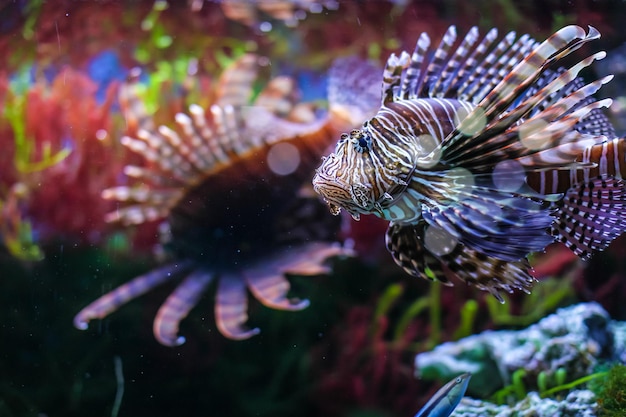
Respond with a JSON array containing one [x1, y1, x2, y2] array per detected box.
[[456, 107, 486, 136], [96, 129, 108, 141], [424, 224, 458, 256], [447, 167, 475, 191], [493, 160, 526, 192], [268, 142, 300, 176], [519, 119, 550, 150]]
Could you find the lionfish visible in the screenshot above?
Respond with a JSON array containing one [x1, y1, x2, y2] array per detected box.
[[313, 25, 626, 300], [73, 54, 358, 345]]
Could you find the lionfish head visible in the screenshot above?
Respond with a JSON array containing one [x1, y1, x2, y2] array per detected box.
[[313, 129, 394, 221]]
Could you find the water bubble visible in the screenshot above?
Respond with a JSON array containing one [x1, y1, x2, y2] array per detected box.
[[259, 22, 273, 32], [267, 142, 300, 176], [424, 224, 458, 256], [493, 160, 526, 192]]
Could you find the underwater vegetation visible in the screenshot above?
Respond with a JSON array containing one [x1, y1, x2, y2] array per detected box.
[[2, 1, 626, 417], [417, 303, 626, 415], [591, 363, 626, 416]]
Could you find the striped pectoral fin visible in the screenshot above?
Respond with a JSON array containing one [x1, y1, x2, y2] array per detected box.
[[442, 26, 606, 165], [245, 272, 310, 311], [244, 241, 352, 309], [444, 80, 612, 170], [552, 176, 626, 259], [73, 261, 192, 331], [153, 269, 214, 346], [215, 274, 261, 340], [442, 245, 535, 303], [478, 25, 599, 122], [385, 222, 452, 285], [421, 189, 555, 262], [385, 221, 535, 301]]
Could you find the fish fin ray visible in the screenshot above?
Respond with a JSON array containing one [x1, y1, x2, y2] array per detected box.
[[552, 176, 626, 259]]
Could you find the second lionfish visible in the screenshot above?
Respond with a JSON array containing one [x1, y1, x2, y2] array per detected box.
[[72, 54, 369, 346], [313, 25, 626, 300]]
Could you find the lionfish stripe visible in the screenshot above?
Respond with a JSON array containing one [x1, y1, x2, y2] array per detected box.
[[242, 244, 347, 311], [211, 104, 242, 159], [457, 30, 516, 102], [189, 103, 230, 166], [470, 34, 534, 102], [487, 52, 607, 134], [122, 165, 183, 188], [158, 123, 211, 175], [385, 222, 450, 285], [431, 26, 479, 97], [101, 186, 182, 206], [73, 262, 192, 330], [245, 273, 309, 310], [552, 177, 626, 259], [422, 194, 554, 262], [132, 130, 194, 182], [444, 247, 534, 303], [215, 274, 261, 340], [423, 25, 457, 97], [386, 222, 535, 299], [444, 76, 610, 170], [382, 51, 411, 104], [175, 110, 215, 170], [103, 203, 172, 225], [399, 32, 430, 100], [153, 269, 214, 346], [482, 26, 599, 120], [445, 26, 598, 156], [513, 101, 612, 169]]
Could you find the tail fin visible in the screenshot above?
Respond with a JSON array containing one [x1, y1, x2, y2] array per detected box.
[[549, 138, 626, 259]]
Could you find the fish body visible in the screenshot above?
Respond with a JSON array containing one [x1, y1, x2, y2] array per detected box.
[[313, 25, 626, 299], [415, 372, 471, 417]]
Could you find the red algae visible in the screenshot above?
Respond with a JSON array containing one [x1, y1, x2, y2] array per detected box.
[[2, 68, 128, 244]]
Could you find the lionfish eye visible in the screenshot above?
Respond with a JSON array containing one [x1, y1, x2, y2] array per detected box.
[[353, 132, 371, 153]]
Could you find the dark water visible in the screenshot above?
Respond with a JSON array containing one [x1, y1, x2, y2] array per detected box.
[[2, 1, 626, 416]]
